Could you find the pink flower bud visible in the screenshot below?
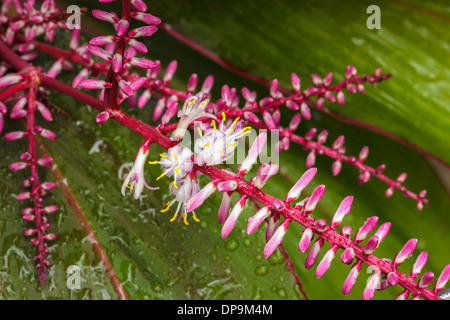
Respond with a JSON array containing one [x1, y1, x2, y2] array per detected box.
[[397, 173, 407, 183], [131, 0, 147, 11], [79, 79, 112, 90], [364, 236, 379, 255], [247, 206, 271, 235], [128, 57, 156, 69], [43, 205, 58, 214], [285, 100, 299, 111], [152, 97, 166, 121], [332, 135, 345, 149], [393, 238, 418, 268], [331, 196, 353, 228], [373, 222, 391, 245], [342, 261, 362, 295], [288, 113, 301, 131], [331, 160, 342, 176], [92, 9, 118, 24], [112, 52, 123, 73], [41, 182, 57, 190], [410, 251, 428, 278], [72, 68, 89, 88], [359, 146, 369, 162], [46, 58, 63, 79], [291, 73, 301, 92], [9, 162, 28, 171], [323, 73, 333, 86], [259, 97, 274, 108], [243, 112, 259, 123], [221, 196, 247, 239], [304, 185, 325, 213], [385, 186, 394, 198], [187, 73, 198, 92], [40, 128, 57, 140], [340, 247, 355, 264], [217, 181, 238, 192], [316, 245, 338, 278], [24, 228, 38, 236], [186, 180, 218, 212], [87, 45, 112, 61], [131, 12, 161, 25], [127, 39, 148, 53], [89, 35, 116, 46], [300, 102, 311, 120], [163, 60, 177, 83], [418, 272, 434, 288], [37, 156, 53, 168], [325, 90, 336, 102], [35, 101, 53, 121], [238, 133, 267, 176], [305, 238, 324, 269], [96, 111, 110, 124], [115, 19, 129, 37], [10, 109, 28, 119], [263, 219, 290, 258], [387, 272, 398, 286], [354, 216, 378, 243], [218, 192, 232, 225], [311, 74, 322, 86], [17, 192, 32, 200], [0, 74, 22, 88], [298, 228, 313, 253], [306, 150, 316, 168], [138, 90, 151, 108], [363, 269, 381, 300], [128, 26, 158, 38], [269, 79, 280, 98], [337, 90, 345, 105], [434, 264, 450, 293], [253, 164, 279, 189], [161, 101, 179, 125], [201, 75, 214, 94]]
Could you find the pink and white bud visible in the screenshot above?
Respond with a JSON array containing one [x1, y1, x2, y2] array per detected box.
[[43, 233, 57, 241], [434, 264, 450, 293], [115, 19, 129, 37], [3, 131, 28, 141], [341, 225, 353, 238], [247, 206, 271, 234], [316, 97, 324, 110], [23, 214, 35, 221], [112, 52, 123, 73], [163, 60, 178, 83], [286, 100, 299, 111], [218, 192, 232, 225], [253, 163, 279, 189], [305, 238, 324, 269], [305, 128, 317, 140], [87, 45, 112, 61], [340, 247, 355, 264], [79, 79, 112, 90], [128, 57, 156, 69], [186, 180, 218, 212], [46, 58, 63, 79], [35, 101, 53, 121], [131, 12, 161, 25], [331, 160, 342, 176], [315, 219, 327, 232], [393, 238, 418, 268], [418, 272, 434, 288], [357, 171, 371, 185], [17, 192, 32, 201], [131, 0, 147, 11], [265, 214, 279, 242], [187, 73, 200, 92], [337, 90, 345, 105], [37, 156, 53, 167], [0, 101, 7, 115], [396, 290, 410, 300], [325, 90, 336, 102], [127, 39, 148, 53], [89, 35, 116, 46], [364, 236, 379, 255], [373, 222, 391, 245], [138, 90, 151, 108], [43, 205, 58, 214], [332, 135, 345, 149], [262, 111, 277, 130], [385, 186, 394, 198], [342, 261, 362, 295], [291, 73, 301, 92], [40, 128, 57, 140], [264, 219, 290, 258], [354, 216, 378, 243], [0, 74, 22, 88], [92, 9, 118, 24], [359, 146, 369, 162], [298, 228, 314, 253], [161, 101, 179, 126], [323, 73, 333, 86], [217, 181, 238, 192], [221, 196, 247, 239], [387, 272, 398, 286], [72, 68, 89, 88], [9, 162, 28, 171], [96, 111, 110, 124], [271, 199, 286, 212], [300, 102, 311, 120], [304, 184, 326, 213], [201, 75, 214, 94], [397, 172, 407, 183], [331, 196, 353, 228], [41, 182, 57, 190], [362, 269, 381, 300], [288, 113, 301, 131], [311, 74, 322, 86], [317, 130, 328, 144], [24, 228, 38, 236], [305, 150, 316, 168], [238, 133, 267, 176], [128, 26, 158, 38], [345, 65, 356, 79], [411, 251, 428, 278], [316, 245, 338, 278], [243, 112, 259, 123]]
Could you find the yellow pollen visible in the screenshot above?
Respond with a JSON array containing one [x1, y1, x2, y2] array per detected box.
[[156, 172, 165, 180], [203, 143, 210, 148], [212, 120, 216, 129], [197, 126, 203, 137], [189, 98, 197, 105], [242, 126, 252, 131], [174, 153, 178, 161], [229, 143, 237, 148], [175, 168, 180, 174], [222, 112, 226, 122], [170, 213, 178, 222], [173, 181, 178, 189], [221, 150, 225, 156], [160, 154, 168, 158], [148, 161, 158, 165], [182, 212, 189, 225], [199, 100, 208, 108], [166, 201, 172, 206], [160, 206, 171, 213], [192, 213, 200, 222], [127, 181, 135, 191]]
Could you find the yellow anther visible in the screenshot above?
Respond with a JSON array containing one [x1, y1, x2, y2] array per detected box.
[[148, 161, 158, 165], [156, 172, 165, 180], [221, 150, 225, 156], [212, 120, 217, 130], [174, 153, 178, 161], [203, 143, 210, 148], [160, 154, 168, 158], [192, 213, 200, 222], [175, 168, 180, 174], [199, 100, 208, 108], [182, 212, 189, 225], [229, 143, 237, 148], [170, 213, 178, 222], [160, 206, 171, 213], [242, 126, 252, 131], [197, 126, 203, 137], [222, 112, 226, 122], [127, 181, 135, 191], [188, 98, 197, 105], [166, 201, 172, 206], [173, 181, 178, 189]]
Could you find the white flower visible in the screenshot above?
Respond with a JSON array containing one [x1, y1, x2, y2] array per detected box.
[[172, 92, 216, 141], [121, 140, 158, 199], [149, 146, 193, 189], [160, 176, 200, 225], [194, 115, 251, 166]]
